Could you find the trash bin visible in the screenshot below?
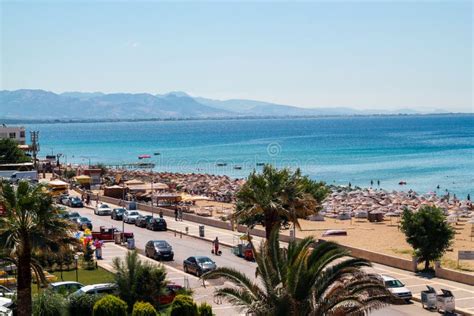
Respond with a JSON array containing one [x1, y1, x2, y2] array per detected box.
[[436, 289, 455, 313], [127, 238, 135, 250], [421, 286, 437, 310], [199, 225, 205, 238], [114, 232, 121, 245]]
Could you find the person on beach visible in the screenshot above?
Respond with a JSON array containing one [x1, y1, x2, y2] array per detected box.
[[377, 180, 380, 186], [370, 180, 373, 186], [174, 208, 178, 221], [213, 237, 220, 255]]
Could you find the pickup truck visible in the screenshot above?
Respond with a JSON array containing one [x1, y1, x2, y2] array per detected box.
[[91, 226, 134, 242]]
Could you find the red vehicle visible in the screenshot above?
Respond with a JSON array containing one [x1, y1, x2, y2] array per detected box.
[[91, 226, 134, 241], [156, 284, 183, 305]]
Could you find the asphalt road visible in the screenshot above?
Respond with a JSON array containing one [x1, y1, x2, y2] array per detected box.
[[71, 205, 435, 315]]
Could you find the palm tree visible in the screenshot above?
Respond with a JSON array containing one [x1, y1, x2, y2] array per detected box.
[[234, 165, 329, 239], [203, 229, 393, 315], [0, 181, 76, 316], [113, 250, 168, 311]]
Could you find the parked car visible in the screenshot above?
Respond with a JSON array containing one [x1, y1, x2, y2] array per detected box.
[[66, 211, 81, 222], [183, 256, 216, 276], [135, 215, 153, 228], [58, 194, 70, 205], [156, 284, 183, 305], [381, 275, 412, 302], [67, 196, 84, 208], [146, 218, 167, 231], [123, 210, 141, 224], [145, 240, 174, 261], [0, 286, 14, 298], [75, 217, 93, 231], [94, 203, 112, 216], [70, 283, 118, 298], [0, 297, 13, 316], [111, 208, 126, 221], [48, 281, 84, 295]]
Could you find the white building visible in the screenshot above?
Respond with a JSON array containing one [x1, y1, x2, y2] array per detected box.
[[0, 125, 26, 145]]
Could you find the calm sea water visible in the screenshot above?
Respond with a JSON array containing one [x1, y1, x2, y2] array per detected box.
[[26, 115, 474, 198]]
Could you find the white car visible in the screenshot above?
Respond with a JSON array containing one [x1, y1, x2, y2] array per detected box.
[[94, 203, 112, 216], [381, 275, 412, 301], [70, 283, 117, 298], [0, 297, 13, 316], [123, 210, 141, 224]]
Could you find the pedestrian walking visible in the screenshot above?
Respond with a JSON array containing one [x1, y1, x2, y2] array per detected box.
[[213, 237, 220, 255], [178, 208, 183, 221], [174, 208, 178, 221], [159, 210, 164, 218], [93, 238, 103, 260]]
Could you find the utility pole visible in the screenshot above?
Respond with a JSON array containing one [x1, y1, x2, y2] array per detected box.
[[30, 131, 40, 170]]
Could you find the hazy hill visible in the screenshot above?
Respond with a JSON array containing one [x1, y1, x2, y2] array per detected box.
[[0, 89, 441, 120]]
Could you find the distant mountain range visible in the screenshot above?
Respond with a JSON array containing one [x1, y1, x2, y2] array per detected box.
[[0, 89, 449, 120]]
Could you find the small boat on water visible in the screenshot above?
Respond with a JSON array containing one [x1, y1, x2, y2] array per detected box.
[[154, 152, 161, 155], [399, 181, 407, 185], [138, 155, 151, 159], [216, 163, 227, 167], [256, 162, 265, 166], [234, 166, 242, 170]]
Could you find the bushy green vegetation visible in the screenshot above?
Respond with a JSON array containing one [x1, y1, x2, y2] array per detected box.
[[113, 250, 167, 311], [197, 302, 213, 316], [0, 138, 30, 164], [169, 295, 198, 316], [401, 205, 455, 271], [32, 290, 67, 316], [132, 301, 158, 316], [69, 294, 103, 316], [93, 295, 128, 316]]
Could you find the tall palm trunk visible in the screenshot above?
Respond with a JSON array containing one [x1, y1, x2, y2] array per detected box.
[[17, 238, 32, 316], [265, 211, 280, 240]]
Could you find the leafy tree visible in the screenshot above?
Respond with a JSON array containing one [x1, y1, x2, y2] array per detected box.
[[169, 295, 198, 316], [69, 293, 103, 316], [113, 250, 167, 311], [0, 138, 31, 164], [132, 301, 158, 316], [0, 181, 77, 316], [93, 295, 128, 316], [63, 169, 77, 179], [400, 206, 455, 271], [32, 290, 68, 316], [234, 165, 329, 239], [203, 229, 392, 315]]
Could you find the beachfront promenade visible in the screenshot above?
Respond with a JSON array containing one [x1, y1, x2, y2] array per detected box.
[[73, 192, 474, 315]]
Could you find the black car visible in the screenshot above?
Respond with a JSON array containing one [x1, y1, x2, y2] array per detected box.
[[145, 240, 174, 261], [111, 208, 126, 221], [75, 217, 93, 230], [146, 218, 167, 231], [67, 196, 84, 208], [135, 215, 153, 228], [183, 256, 216, 277]]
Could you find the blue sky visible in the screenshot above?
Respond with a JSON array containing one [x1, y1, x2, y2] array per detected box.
[[1, 1, 472, 112]]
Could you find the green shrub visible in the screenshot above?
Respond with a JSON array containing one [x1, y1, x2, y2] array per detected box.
[[32, 290, 67, 316], [198, 302, 213, 316], [170, 295, 198, 316], [93, 295, 128, 316], [69, 293, 102, 316], [132, 301, 158, 316]]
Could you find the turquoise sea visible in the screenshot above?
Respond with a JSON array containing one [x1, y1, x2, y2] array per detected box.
[[26, 115, 473, 198]]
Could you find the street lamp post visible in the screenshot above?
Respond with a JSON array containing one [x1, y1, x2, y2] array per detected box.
[[74, 254, 79, 282]]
